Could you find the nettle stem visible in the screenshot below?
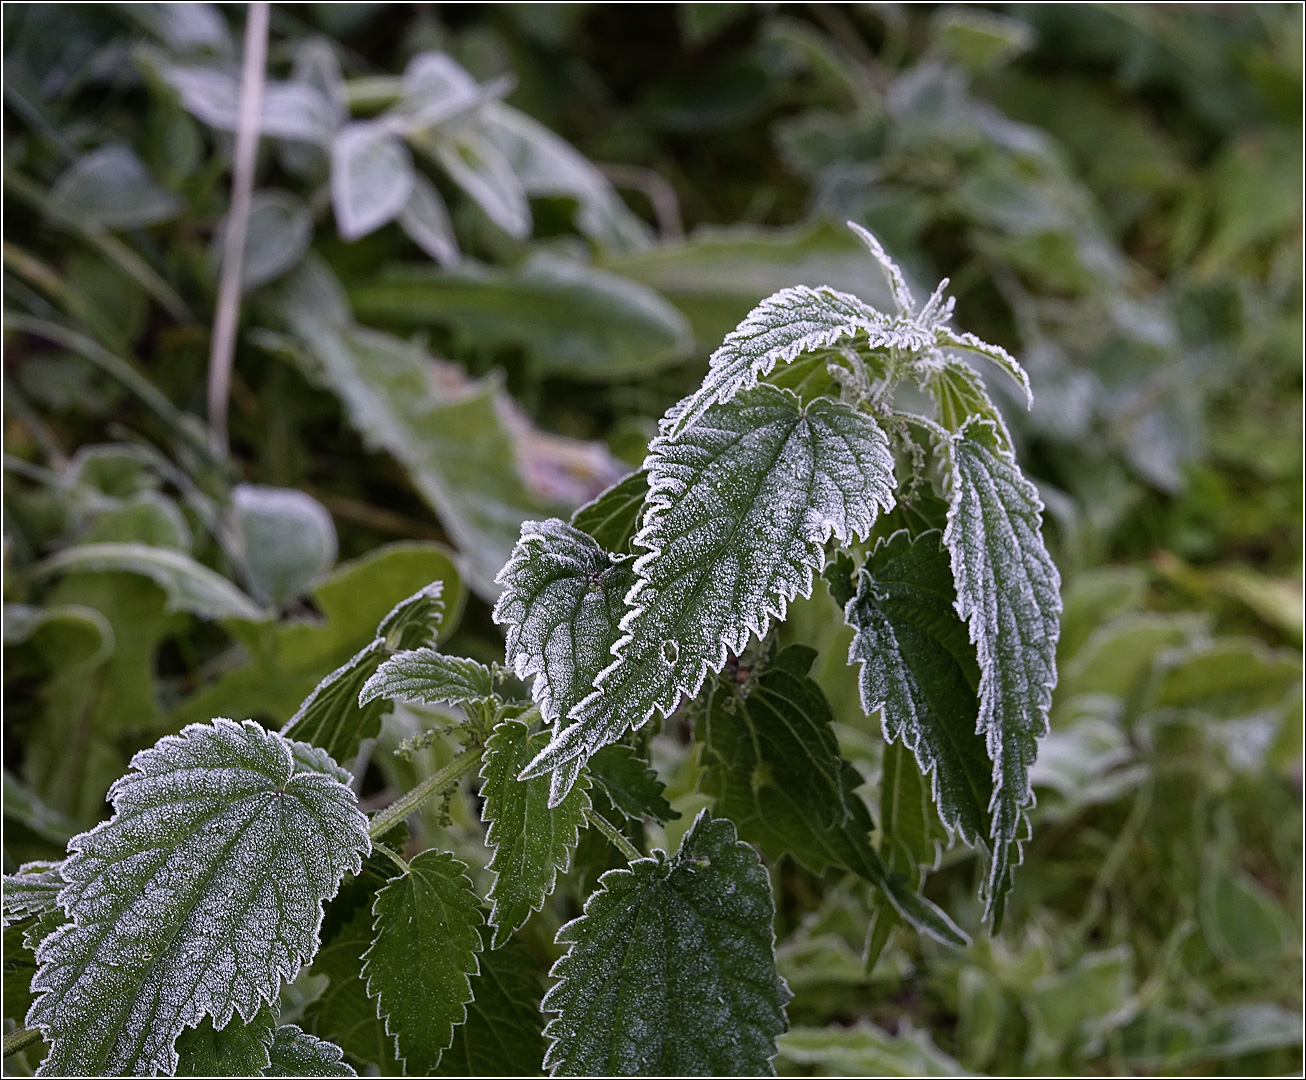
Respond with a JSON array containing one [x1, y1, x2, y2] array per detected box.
[[368, 747, 484, 841], [585, 808, 642, 863]]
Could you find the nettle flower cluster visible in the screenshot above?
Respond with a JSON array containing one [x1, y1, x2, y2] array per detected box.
[[4, 224, 1059, 1078]]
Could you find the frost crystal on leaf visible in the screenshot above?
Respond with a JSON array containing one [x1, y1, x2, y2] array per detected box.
[[361, 851, 484, 1074], [492, 519, 635, 727], [360, 648, 494, 708], [525, 385, 895, 796], [480, 719, 591, 946], [2, 862, 65, 927], [943, 419, 1061, 924], [26, 719, 369, 1076], [541, 811, 791, 1076]]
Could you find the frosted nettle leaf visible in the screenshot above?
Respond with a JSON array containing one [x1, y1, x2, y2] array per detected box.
[[360, 649, 494, 708], [662, 285, 892, 438], [437, 930, 546, 1077], [923, 357, 1014, 450], [480, 719, 591, 946], [542, 811, 790, 1076], [377, 579, 447, 651], [528, 386, 895, 795], [26, 719, 369, 1076], [493, 520, 636, 727], [934, 327, 1032, 408], [697, 646, 968, 947], [360, 851, 484, 1073], [331, 120, 415, 241], [175, 1006, 276, 1076], [265, 1025, 355, 1076], [847, 221, 915, 314], [588, 745, 679, 824], [842, 530, 992, 845], [570, 470, 649, 554], [943, 419, 1061, 924], [2, 861, 64, 927]]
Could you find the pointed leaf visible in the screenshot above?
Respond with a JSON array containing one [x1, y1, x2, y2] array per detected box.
[[415, 126, 530, 239], [266, 1025, 356, 1076], [493, 519, 636, 726], [943, 419, 1061, 922], [361, 851, 484, 1073], [175, 1008, 276, 1076], [530, 386, 895, 793], [360, 648, 494, 708], [935, 327, 1032, 407], [847, 221, 916, 314], [26, 720, 369, 1076], [569, 469, 648, 555], [697, 646, 967, 947], [331, 121, 415, 241], [923, 357, 1013, 450], [588, 745, 679, 824], [480, 719, 591, 945], [842, 530, 991, 845], [2, 862, 64, 927], [398, 172, 460, 266], [542, 811, 791, 1076], [436, 930, 545, 1077]]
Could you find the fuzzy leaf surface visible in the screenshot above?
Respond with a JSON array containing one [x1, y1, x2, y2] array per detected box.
[[493, 520, 636, 727], [697, 646, 967, 947], [943, 420, 1061, 923], [361, 851, 484, 1073], [480, 719, 591, 945], [543, 811, 790, 1075], [843, 530, 991, 845], [26, 720, 369, 1076], [437, 930, 546, 1077], [175, 1007, 277, 1076], [265, 1026, 356, 1076], [569, 470, 649, 554], [529, 386, 895, 795], [588, 745, 679, 824], [360, 648, 494, 707]]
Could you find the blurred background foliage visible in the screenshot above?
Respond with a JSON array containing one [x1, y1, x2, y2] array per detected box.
[[2, 3, 1301, 1077]]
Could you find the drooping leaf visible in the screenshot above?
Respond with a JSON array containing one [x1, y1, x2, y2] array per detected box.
[[529, 386, 895, 795], [437, 929, 546, 1077], [232, 484, 337, 607], [349, 255, 692, 380], [943, 419, 1061, 923], [360, 851, 484, 1074], [697, 645, 968, 947], [493, 519, 636, 726], [265, 1025, 356, 1076], [1, 861, 64, 927], [842, 530, 991, 846], [569, 469, 649, 554], [175, 1007, 277, 1077], [26, 720, 369, 1076], [331, 121, 415, 241], [588, 745, 679, 824], [542, 811, 791, 1076], [32, 542, 267, 620], [480, 719, 591, 946], [360, 649, 494, 708]]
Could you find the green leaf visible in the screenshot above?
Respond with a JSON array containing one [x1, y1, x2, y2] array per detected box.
[[26, 720, 369, 1075], [437, 929, 546, 1077], [933, 327, 1032, 408], [360, 851, 484, 1073], [528, 386, 895, 797], [303, 906, 401, 1075], [232, 485, 337, 607], [697, 645, 968, 947], [175, 544, 460, 745], [411, 125, 530, 239], [220, 190, 313, 290], [570, 469, 648, 554], [360, 648, 494, 708], [542, 811, 790, 1076], [32, 542, 267, 620], [398, 173, 459, 266], [1, 861, 64, 926], [48, 144, 182, 230], [777, 1021, 971, 1077], [175, 1007, 277, 1077], [480, 718, 591, 946], [924, 358, 1013, 450], [493, 519, 636, 729], [842, 530, 991, 846], [943, 419, 1061, 924], [349, 255, 692, 380], [265, 1026, 356, 1076], [588, 745, 679, 824], [331, 121, 415, 240], [1152, 639, 1302, 718]]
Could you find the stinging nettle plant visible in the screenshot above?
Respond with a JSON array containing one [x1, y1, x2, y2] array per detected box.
[[3, 223, 1060, 1077]]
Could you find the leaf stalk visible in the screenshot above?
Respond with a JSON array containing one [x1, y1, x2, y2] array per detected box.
[[585, 808, 642, 863]]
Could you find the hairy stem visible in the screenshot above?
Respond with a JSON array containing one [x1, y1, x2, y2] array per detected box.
[[3, 1027, 42, 1059], [368, 747, 484, 841], [585, 808, 642, 863], [206, 0, 270, 457]]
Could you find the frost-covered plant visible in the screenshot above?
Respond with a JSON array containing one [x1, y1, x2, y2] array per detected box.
[[2, 225, 1060, 1077]]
